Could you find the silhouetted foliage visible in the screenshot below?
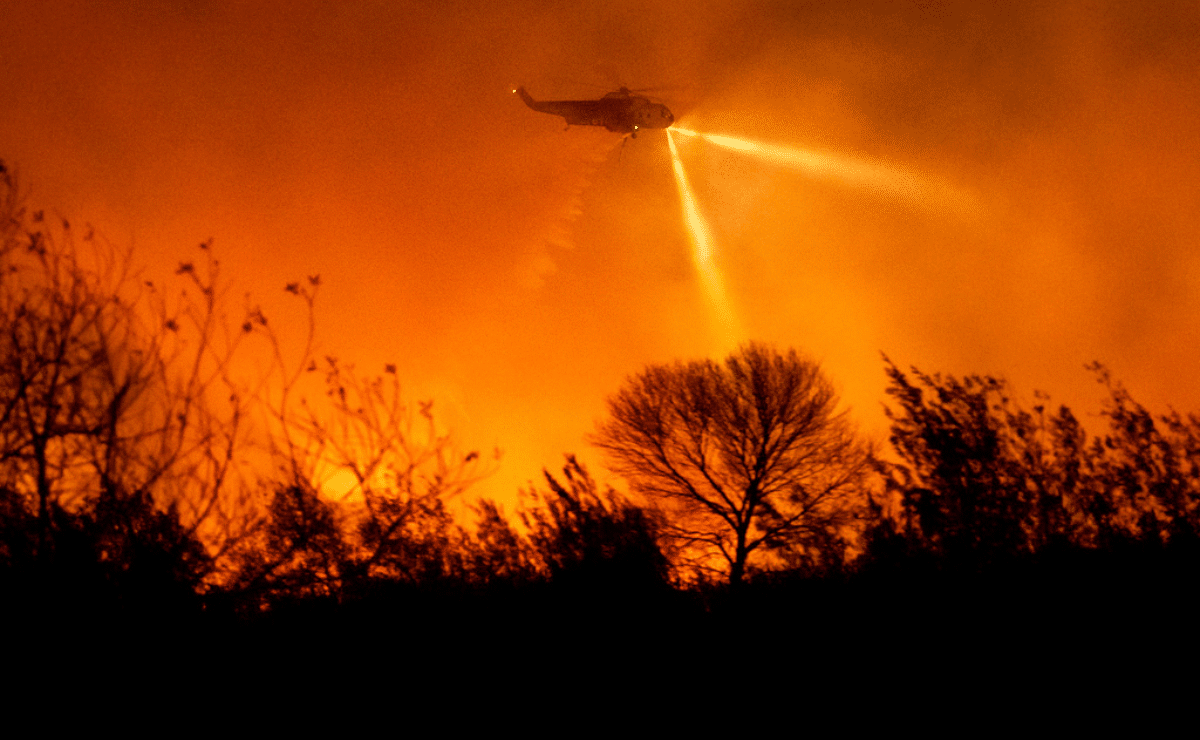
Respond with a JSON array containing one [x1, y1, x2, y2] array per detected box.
[[222, 335, 497, 610], [875, 361, 1033, 568], [262, 285, 497, 570], [1084, 364, 1200, 547], [459, 497, 532, 586], [0, 162, 247, 616], [10, 154, 1200, 656], [866, 357, 1200, 580], [592, 343, 870, 586], [521, 455, 671, 593], [231, 483, 346, 607]]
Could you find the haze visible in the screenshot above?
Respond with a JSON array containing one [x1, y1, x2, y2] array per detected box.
[[4, 0, 1199, 503]]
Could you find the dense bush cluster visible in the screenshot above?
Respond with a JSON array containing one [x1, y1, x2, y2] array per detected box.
[[863, 360, 1200, 577]]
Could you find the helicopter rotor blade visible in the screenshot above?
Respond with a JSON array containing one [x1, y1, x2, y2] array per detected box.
[[622, 85, 689, 94], [547, 78, 690, 95]]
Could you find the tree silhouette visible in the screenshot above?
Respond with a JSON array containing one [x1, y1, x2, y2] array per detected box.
[[592, 343, 869, 587], [876, 360, 1035, 568], [0, 162, 255, 613], [870, 358, 1200, 577], [460, 498, 532, 586], [520, 455, 671, 592], [268, 346, 496, 584], [1084, 364, 1200, 548], [224, 296, 500, 608], [230, 482, 346, 607]]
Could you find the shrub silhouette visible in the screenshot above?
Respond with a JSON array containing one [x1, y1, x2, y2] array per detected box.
[[867, 358, 1200, 585], [0, 163, 242, 619], [520, 455, 671, 594]]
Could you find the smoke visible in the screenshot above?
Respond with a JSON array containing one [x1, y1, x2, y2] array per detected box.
[[5, 0, 1200, 504]]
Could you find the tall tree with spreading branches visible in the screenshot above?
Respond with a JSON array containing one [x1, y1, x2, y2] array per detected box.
[[592, 343, 870, 586]]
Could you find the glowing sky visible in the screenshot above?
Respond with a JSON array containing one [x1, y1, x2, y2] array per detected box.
[[4, 1, 1200, 504]]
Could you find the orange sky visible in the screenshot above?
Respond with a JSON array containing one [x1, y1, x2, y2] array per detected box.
[[4, 0, 1200, 506]]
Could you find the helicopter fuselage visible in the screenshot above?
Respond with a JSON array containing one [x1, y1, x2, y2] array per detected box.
[[516, 87, 674, 137]]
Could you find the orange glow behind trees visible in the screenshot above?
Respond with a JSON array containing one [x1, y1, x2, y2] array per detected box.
[[5, 0, 1200, 510]]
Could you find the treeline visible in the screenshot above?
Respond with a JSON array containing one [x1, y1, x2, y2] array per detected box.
[[865, 361, 1200, 577], [3, 160, 1199, 645]]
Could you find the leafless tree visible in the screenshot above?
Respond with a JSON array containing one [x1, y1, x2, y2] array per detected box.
[[227, 275, 500, 597], [0, 161, 497, 605], [0, 162, 256, 577], [293, 357, 497, 582], [591, 342, 870, 586]]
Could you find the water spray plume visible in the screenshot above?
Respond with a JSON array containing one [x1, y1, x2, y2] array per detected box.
[[666, 129, 741, 346], [672, 127, 973, 212]]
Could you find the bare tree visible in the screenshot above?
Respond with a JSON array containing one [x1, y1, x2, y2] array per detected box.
[[0, 161, 497, 609], [591, 343, 869, 586], [300, 359, 498, 581], [225, 275, 500, 600], [0, 161, 256, 588]]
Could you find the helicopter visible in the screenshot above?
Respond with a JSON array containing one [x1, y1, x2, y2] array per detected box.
[[514, 86, 674, 138]]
